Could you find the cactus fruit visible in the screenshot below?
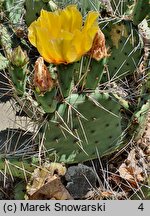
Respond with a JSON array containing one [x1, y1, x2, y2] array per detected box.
[[57, 63, 75, 98], [33, 56, 58, 113], [9, 46, 28, 95]]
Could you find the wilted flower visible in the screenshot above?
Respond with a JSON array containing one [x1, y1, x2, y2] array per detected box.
[[11, 46, 28, 67], [34, 57, 54, 93], [28, 5, 99, 64], [88, 29, 108, 61]]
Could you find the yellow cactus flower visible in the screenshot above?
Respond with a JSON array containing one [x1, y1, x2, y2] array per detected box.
[[28, 5, 99, 64]]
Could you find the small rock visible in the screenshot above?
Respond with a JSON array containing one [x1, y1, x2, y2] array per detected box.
[[65, 164, 97, 199]]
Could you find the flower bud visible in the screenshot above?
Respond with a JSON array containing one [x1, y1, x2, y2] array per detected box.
[[11, 46, 28, 67], [34, 57, 54, 93], [88, 29, 109, 61]]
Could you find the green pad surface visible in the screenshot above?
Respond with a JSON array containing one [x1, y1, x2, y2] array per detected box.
[[100, 19, 142, 82], [110, 0, 134, 16], [44, 93, 124, 163]]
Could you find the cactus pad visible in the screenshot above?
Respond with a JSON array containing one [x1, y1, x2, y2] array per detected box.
[[0, 53, 9, 70], [24, 0, 52, 26], [100, 19, 142, 82], [133, 0, 150, 25], [44, 92, 124, 163], [110, 0, 134, 16], [3, 0, 25, 24]]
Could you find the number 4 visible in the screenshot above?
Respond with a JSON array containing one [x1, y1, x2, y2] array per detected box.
[[138, 203, 144, 211]]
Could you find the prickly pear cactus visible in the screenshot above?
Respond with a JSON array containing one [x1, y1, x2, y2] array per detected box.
[[0, 0, 150, 171]]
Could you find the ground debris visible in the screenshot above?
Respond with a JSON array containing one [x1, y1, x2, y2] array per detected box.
[[26, 162, 72, 200]]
